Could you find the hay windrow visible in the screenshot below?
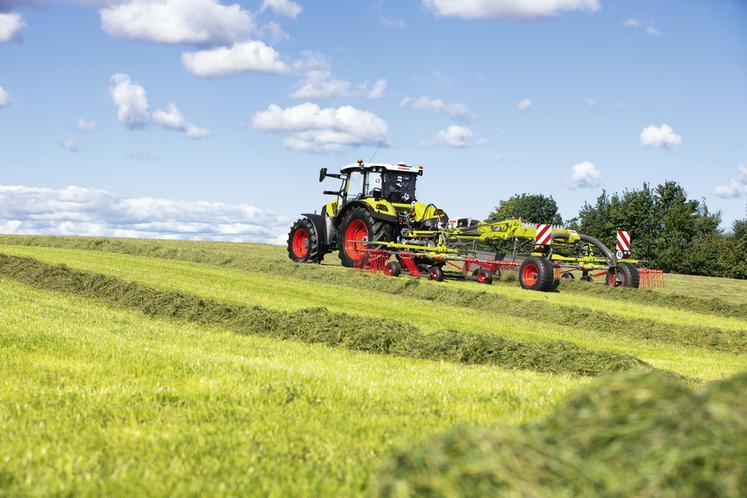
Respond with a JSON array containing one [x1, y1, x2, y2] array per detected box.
[[370, 369, 747, 498], [0, 236, 745, 354], [0, 253, 649, 377]]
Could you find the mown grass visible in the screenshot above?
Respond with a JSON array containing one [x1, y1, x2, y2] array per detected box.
[[1, 235, 745, 320], [1, 244, 744, 380], [373, 369, 747, 497], [0, 254, 647, 376], [0, 278, 582, 497]]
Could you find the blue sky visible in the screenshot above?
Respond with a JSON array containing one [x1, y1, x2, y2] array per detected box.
[[1, 0, 746, 242]]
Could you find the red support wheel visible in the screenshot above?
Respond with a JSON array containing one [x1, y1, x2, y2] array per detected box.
[[519, 257, 555, 291], [428, 266, 444, 282], [472, 268, 493, 285], [384, 260, 402, 277]]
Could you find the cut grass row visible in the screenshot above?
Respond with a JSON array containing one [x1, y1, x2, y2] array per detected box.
[[1, 235, 745, 320], [1, 245, 744, 380], [0, 253, 647, 376], [0, 277, 582, 497]]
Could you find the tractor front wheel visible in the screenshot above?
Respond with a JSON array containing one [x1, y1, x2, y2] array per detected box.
[[287, 217, 325, 263], [337, 207, 395, 267], [519, 256, 555, 292]]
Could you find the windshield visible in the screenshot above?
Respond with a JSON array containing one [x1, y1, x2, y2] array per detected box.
[[383, 171, 417, 203], [346, 171, 364, 199]]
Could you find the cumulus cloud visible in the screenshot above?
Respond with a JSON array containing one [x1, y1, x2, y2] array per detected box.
[[100, 0, 254, 45], [640, 123, 682, 149], [261, 0, 301, 19], [109, 73, 209, 139], [290, 70, 387, 100], [623, 18, 640, 28], [0, 86, 9, 108], [75, 118, 98, 131], [516, 98, 532, 110], [59, 138, 81, 152], [109, 73, 149, 128], [567, 161, 601, 189], [423, 0, 600, 19], [425, 125, 485, 148], [400, 96, 468, 118], [0, 12, 24, 42], [257, 21, 290, 43], [714, 166, 747, 199], [182, 40, 287, 77], [0, 185, 288, 244], [252, 102, 389, 153]]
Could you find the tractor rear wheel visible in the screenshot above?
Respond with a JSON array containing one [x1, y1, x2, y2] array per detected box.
[[337, 207, 395, 267], [519, 256, 555, 292], [606, 262, 640, 288], [287, 217, 325, 263]]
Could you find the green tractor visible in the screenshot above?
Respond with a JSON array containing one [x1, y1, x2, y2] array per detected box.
[[287, 160, 448, 267]]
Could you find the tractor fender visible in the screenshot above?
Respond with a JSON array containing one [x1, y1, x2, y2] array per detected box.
[[301, 213, 333, 248], [335, 200, 398, 226], [552, 232, 617, 264]]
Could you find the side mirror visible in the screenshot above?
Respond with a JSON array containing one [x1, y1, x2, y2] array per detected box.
[[319, 168, 327, 182]]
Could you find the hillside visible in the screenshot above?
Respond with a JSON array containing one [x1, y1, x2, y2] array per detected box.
[[0, 236, 745, 497]]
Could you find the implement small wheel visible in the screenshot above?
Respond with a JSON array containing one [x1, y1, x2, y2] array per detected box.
[[473, 268, 493, 285], [519, 256, 555, 292], [606, 262, 640, 288], [384, 260, 401, 277], [428, 266, 444, 282]]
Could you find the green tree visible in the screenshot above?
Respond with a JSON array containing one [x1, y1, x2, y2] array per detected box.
[[488, 194, 563, 225]]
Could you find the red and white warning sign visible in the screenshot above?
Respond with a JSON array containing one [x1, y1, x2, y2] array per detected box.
[[535, 224, 552, 246], [617, 230, 631, 254]]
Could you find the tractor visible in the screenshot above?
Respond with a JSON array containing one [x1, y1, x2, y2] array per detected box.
[[287, 160, 448, 267]]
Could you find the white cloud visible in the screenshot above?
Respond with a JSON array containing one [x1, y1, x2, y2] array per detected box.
[[567, 161, 601, 189], [640, 123, 682, 149], [0, 12, 24, 42], [152, 103, 210, 139], [400, 96, 468, 118], [257, 21, 290, 43], [362, 79, 388, 99], [426, 125, 484, 148], [423, 0, 600, 19], [0, 86, 9, 108], [109, 73, 150, 129], [100, 0, 253, 45], [381, 18, 406, 28], [182, 41, 287, 77], [646, 26, 660, 36], [109, 73, 209, 138], [0, 185, 288, 244], [623, 18, 640, 28], [75, 118, 98, 131], [59, 139, 81, 152], [261, 0, 301, 18], [291, 71, 387, 100], [291, 70, 350, 99], [714, 166, 747, 199], [252, 102, 389, 153], [516, 98, 532, 110]]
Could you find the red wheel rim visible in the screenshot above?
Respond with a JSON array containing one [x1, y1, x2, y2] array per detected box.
[[292, 228, 309, 259], [522, 263, 539, 286], [429, 270, 438, 280], [478, 272, 487, 283], [344, 219, 369, 262], [385, 264, 393, 276], [609, 269, 626, 287]]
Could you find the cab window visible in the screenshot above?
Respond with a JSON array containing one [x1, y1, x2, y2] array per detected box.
[[366, 172, 383, 196], [346, 171, 364, 199]]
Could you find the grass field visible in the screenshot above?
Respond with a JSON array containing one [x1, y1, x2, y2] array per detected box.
[[0, 235, 745, 497]]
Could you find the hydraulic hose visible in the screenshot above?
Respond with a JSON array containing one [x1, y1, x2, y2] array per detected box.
[[552, 232, 616, 264]]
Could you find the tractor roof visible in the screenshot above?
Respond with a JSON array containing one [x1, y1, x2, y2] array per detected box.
[[340, 162, 424, 175]]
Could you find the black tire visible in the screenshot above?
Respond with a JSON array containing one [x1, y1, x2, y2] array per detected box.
[[606, 262, 640, 288], [473, 268, 493, 285], [337, 206, 395, 267], [384, 261, 401, 277], [519, 256, 555, 292], [580, 274, 593, 283], [428, 266, 444, 282], [287, 217, 324, 263], [561, 272, 575, 280]]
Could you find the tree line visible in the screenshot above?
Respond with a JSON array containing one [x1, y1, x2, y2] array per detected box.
[[487, 182, 747, 279]]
